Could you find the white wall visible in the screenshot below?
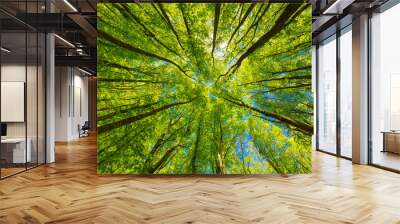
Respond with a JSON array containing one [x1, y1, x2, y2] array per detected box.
[[55, 67, 89, 141], [1, 64, 26, 138], [72, 72, 89, 138], [1, 65, 42, 137], [55, 66, 70, 141]]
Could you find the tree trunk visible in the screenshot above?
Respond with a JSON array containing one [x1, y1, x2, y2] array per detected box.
[[240, 75, 311, 86], [222, 4, 303, 78], [98, 101, 160, 121], [223, 97, 313, 135], [211, 4, 221, 61], [98, 30, 191, 79], [117, 4, 181, 57], [191, 121, 202, 174], [227, 3, 256, 48], [156, 3, 185, 51], [98, 97, 197, 133], [148, 144, 181, 174]]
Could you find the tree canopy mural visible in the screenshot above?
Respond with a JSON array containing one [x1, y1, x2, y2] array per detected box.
[[97, 3, 312, 175]]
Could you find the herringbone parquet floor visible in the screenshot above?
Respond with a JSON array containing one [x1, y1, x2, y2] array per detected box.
[[1, 136, 400, 224]]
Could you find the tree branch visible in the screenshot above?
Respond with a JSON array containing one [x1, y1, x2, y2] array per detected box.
[[97, 101, 161, 122], [117, 3, 181, 58], [211, 3, 221, 63], [148, 144, 182, 174], [220, 4, 302, 80], [98, 30, 192, 79], [263, 83, 311, 93], [239, 65, 311, 86], [179, 4, 204, 72], [226, 3, 256, 49], [156, 3, 185, 51], [97, 78, 164, 84], [240, 75, 311, 86], [98, 60, 161, 78], [236, 3, 270, 46], [98, 97, 197, 133], [222, 97, 313, 135], [263, 41, 310, 59]]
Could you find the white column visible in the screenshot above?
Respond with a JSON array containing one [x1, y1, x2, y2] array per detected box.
[[352, 14, 369, 164], [46, 32, 55, 163]]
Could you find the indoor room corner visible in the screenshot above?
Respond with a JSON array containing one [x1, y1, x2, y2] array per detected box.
[[54, 66, 96, 143]]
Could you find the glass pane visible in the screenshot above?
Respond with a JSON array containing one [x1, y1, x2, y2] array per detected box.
[[38, 32, 45, 165], [27, 31, 38, 169], [1, 31, 27, 177], [371, 4, 400, 171], [0, 1, 46, 178], [318, 35, 337, 154], [340, 27, 352, 158]]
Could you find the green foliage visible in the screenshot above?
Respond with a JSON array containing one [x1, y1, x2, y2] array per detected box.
[[97, 3, 312, 175]]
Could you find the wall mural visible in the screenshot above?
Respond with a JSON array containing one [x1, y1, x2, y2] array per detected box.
[[97, 3, 312, 174]]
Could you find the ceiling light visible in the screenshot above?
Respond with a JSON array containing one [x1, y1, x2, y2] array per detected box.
[[78, 67, 93, 76], [322, 0, 354, 15], [54, 34, 75, 48], [76, 48, 86, 56], [1, 47, 11, 53], [63, 0, 78, 12]]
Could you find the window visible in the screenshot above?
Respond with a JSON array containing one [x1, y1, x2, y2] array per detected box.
[[370, 3, 400, 171], [317, 35, 337, 154], [0, 1, 46, 179], [339, 26, 352, 158]]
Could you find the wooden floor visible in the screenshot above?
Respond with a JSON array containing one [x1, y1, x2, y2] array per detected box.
[[1, 136, 400, 223], [0, 167, 26, 178]]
